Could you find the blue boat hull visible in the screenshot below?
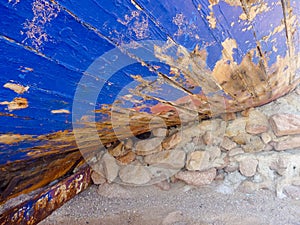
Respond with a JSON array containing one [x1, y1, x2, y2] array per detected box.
[[0, 0, 299, 223]]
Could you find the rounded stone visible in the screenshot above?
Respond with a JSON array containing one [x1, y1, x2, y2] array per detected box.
[[239, 158, 258, 177]]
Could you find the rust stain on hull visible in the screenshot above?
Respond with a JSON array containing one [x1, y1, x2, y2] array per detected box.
[[0, 166, 91, 225]]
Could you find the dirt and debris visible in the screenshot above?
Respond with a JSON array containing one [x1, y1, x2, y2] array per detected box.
[[39, 184, 300, 225]]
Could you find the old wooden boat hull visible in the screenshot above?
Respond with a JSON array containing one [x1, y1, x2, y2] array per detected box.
[[0, 0, 299, 223]]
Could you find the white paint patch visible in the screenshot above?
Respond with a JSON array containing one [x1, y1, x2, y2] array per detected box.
[[131, 0, 142, 11], [3, 83, 29, 94], [51, 109, 70, 114]]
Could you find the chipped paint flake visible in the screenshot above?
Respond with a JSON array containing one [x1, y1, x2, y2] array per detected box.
[[3, 83, 29, 94], [131, 0, 142, 11], [51, 109, 70, 114], [8, 0, 20, 5], [19, 66, 34, 73], [221, 38, 238, 62], [239, 2, 270, 22], [0, 134, 32, 144], [207, 12, 217, 29], [117, 11, 149, 39], [224, 0, 241, 6], [207, 0, 219, 29], [172, 13, 198, 39], [22, 0, 60, 50], [0, 97, 28, 111]]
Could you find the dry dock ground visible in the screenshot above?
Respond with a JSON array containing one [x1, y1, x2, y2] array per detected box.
[[40, 183, 300, 225]]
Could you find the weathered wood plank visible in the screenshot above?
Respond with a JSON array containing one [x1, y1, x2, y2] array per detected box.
[[0, 0, 299, 210]]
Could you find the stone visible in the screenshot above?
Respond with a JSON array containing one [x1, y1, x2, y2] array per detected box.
[[292, 180, 300, 186], [116, 151, 136, 165], [144, 150, 186, 170], [238, 180, 259, 194], [183, 124, 203, 137], [91, 161, 105, 175], [147, 166, 178, 180], [202, 130, 224, 146], [201, 120, 226, 146], [162, 211, 184, 225], [108, 142, 127, 157], [212, 153, 229, 169], [296, 87, 300, 95], [239, 158, 258, 177], [242, 135, 265, 153], [225, 161, 239, 172], [261, 132, 272, 144], [273, 136, 300, 151], [154, 180, 171, 191], [198, 119, 218, 131], [179, 129, 198, 147], [105, 143, 112, 148], [202, 131, 213, 145], [224, 170, 246, 188], [221, 137, 237, 151], [283, 185, 300, 200], [269, 156, 288, 176], [193, 135, 205, 146], [182, 142, 195, 153], [123, 138, 133, 150], [241, 108, 252, 117], [91, 171, 106, 185], [199, 118, 225, 132], [134, 137, 163, 156], [270, 113, 300, 136], [152, 127, 168, 137], [186, 151, 210, 171], [162, 132, 181, 150], [263, 144, 273, 151], [206, 146, 221, 161], [221, 112, 236, 121], [102, 153, 119, 183], [228, 147, 244, 157], [225, 117, 247, 137], [119, 164, 151, 185], [246, 109, 269, 134], [253, 174, 264, 183], [232, 133, 251, 145], [175, 168, 216, 186], [215, 170, 225, 180]]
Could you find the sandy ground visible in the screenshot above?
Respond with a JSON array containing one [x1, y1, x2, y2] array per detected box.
[[39, 181, 300, 225]]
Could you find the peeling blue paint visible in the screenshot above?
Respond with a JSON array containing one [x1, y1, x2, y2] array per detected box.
[[0, 0, 299, 195]]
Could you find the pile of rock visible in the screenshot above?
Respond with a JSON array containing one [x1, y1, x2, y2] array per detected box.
[[90, 86, 300, 199]]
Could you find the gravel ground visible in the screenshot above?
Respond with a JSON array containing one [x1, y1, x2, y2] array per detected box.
[[39, 182, 300, 225]]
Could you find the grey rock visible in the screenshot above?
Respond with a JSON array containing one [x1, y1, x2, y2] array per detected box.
[[119, 164, 151, 185], [102, 153, 119, 183], [134, 137, 163, 156], [144, 150, 186, 170], [175, 168, 216, 186]]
